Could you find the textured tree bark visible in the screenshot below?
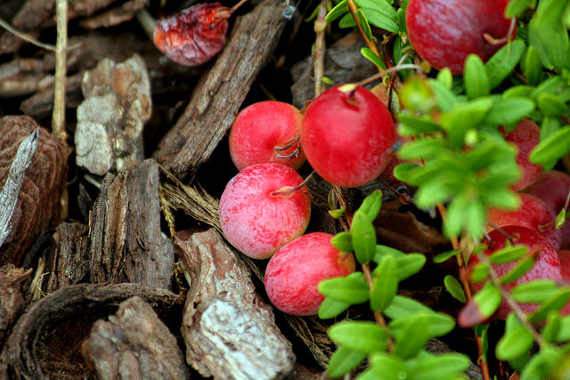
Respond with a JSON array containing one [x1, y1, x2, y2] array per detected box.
[[1, 283, 184, 379], [88, 159, 174, 289], [46, 223, 89, 293], [0, 265, 32, 347], [82, 296, 190, 380], [176, 229, 296, 379], [154, 0, 288, 177]]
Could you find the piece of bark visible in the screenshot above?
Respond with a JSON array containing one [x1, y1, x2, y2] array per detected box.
[[176, 229, 295, 379], [0, 0, 55, 54], [76, 54, 151, 176], [0, 265, 32, 346], [1, 283, 184, 379], [290, 33, 376, 108], [20, 73, 83, 118], [0, 116, 68, 266], [154, 0, 288, 176], [46, 223, 89, 293], [80, 0, 146, 29], [88, 159, 174, 288]]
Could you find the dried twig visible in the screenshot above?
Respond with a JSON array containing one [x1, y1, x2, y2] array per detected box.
[[313, 0, 327, 97], [52, 0, 67, 143], [0, 17, 56, 51]]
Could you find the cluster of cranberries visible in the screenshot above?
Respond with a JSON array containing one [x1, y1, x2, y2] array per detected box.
[[469, 120, 570, 319], [219, 85, 396, 316]]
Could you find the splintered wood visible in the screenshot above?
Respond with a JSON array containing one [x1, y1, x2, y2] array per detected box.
[[82, 296, 189, 380], [154, 0, 288, 176], [176, 229, 295, 379], [75, 54, 151, 176], [88, 159, 174, 288]]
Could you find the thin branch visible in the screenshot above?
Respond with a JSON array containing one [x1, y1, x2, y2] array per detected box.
[[313, 0, 327, 97], [136, 9, 156, 41], [0, 17, 56, 52]]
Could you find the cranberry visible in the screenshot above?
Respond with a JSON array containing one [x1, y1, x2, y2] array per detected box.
[[504, 120, 543, 191]]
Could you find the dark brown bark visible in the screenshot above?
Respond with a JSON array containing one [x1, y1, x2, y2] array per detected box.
[[88, 159, 174, 289], [82, 296, 189, 380], [0, 265, 32, 346], [176, 229, 296, 379], [1, 284, 183, 379], [154, 0, 288, 177]]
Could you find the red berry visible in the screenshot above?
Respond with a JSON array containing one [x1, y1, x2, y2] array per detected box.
[[469, 226, 562, 319], [559, 250, 570, 282], [488, 193, 561, 249], [301, 85, 396, 188], [406, 0, 513, 74], [264, 232, 355, 316], [154, 3, 230, 66], [525, 171, 570, 249], [504, 120, 543, 191], [229, 101, 305, 170], [219, 163, 311, 259]]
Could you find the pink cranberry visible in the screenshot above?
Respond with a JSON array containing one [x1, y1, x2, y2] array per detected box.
[[469, 226, 562, 319], [229, 101, 305, 170], [406, 0, 513, 74], [504, 120, 543, 191], [301, 85, 396, 188], [264, 232, 356, 316], [219, 163, 311, 259], [525, 171, 570, 249], [488, 193, 561, 249]]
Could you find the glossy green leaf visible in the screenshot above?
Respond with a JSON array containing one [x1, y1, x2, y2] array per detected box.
[[529, 288, 570, 323], [486, 40, 526, 88], [395, 254, 426, 280], [327, 346, 367, 378], [351, 211, 377, 263], [464, 54, 490, 99], [496, 314, 534, 361], [329, 321, 388, 353], [437, 68, 453, 89], [489, 245, 528, 264], [318, 297, 351, 319], [331, 232, 353, 252], [500, 256, 535, 285], [444, 275, 467, 303], [528, 0, 570, 69], [484, 97, 535, 125], [360, 47, 386, 70], [358, 353, 407, 380], [522, 45, 543, 85], [512, 280, 560, 303], [542, 312, 561, 342], [325, 0, 348, 23], [384, 295, 433, 320], [433, 250, 459, 264], [530, 126, 570, 167], [359, 190, 383, 221], [506, 0, 536, 17], [371, 255, 398, 311], [474, 283, 502, 319], [318, 272, 369, 303], [406, 353, 470, 380]]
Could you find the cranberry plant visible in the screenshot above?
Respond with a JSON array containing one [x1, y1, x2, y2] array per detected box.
[[318, 0, 570, 379]]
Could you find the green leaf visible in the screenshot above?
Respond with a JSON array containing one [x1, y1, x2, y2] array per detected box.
[[406, 353, 470, 380], [351, 211, 377, 263], [371, 255, 398, 311], [339, 12, 356, 28], [484, 97, 535, 125], [465, 200, 486, 240], [433, 250, 459, 264], [400, 76, 435, 113], [522, 46, 543, 85], [358, 353, 407, 380], [541, 117, 561, 140], [429, 79, 458, 112], [537, 93, 567, 117], [506, 0, 536, 17], [437, 68, 453, 89], [325, 0, 348, 23], [329, 321, 388, 353], [529, 288, 570, 323], [542, 312, 561, 342], [331, 232, 353, 252], [512, 280, 560, 303], [360, 47, 386, 70], [390, 312, 455, 339], [528, 0, 570, 69], [474, 283, 502, 319], [530, 126, 570, 167], [500, 256, 535, 285], [486, 40, 526, 88], [318, 298, 350, 319], [496, 314, 534, 361], [355, 0, 399, 32], [398, 114, 441, 136], [521, 346, 562, 380], [444, 275, 466, 303], [470, 263, 490, 283], [327, 346, 367, 378], [464, 54, 490, 99], [440, 97, 494, 147], [395, 254, 426, 280], [392, 316, 432, 359], [318, 272, 369, 303], [329, 207, 346, 219], [359, 190, 383, 221], [556, 315, 570, 342], [384, 295, 432, 320], [398, 138, 447, 161], [489, 245, 528, 264]]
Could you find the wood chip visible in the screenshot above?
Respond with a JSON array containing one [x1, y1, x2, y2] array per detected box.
[[176, 229, 295, 379]]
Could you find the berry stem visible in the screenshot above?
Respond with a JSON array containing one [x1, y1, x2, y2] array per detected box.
[[313, 0, 328, 97], [362, 262, 395, 351], [230, 0, 250, 14]]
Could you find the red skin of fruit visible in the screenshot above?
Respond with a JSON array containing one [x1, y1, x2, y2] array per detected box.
[[154, 3, 229, 66], [229, 101, 305, 170], [504, 120, 543, 191], [488, 193, 561, 249], [264, 232, 356, 316], [469, 226, 562, 319], [525, 171, 570, 249], [219, 163, 311, 259], [301, 85, 396, 188], [560, 250, 570, 281], [406, 0, 513, 74]]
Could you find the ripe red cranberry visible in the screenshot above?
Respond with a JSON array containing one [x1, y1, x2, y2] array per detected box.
[[229, 101, 305, 170], [559, 250, 570, 281], [488, 193, 561, 249], [469, 226, 562, 319], [154, 3, 230, 66], [504, 120, 543, 191], [406, 0, 513, 74], [301, 85, 396, 188], [264, 232, 356, 316], [525, 171, 570, 249], [219, 163, 311, 259]]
